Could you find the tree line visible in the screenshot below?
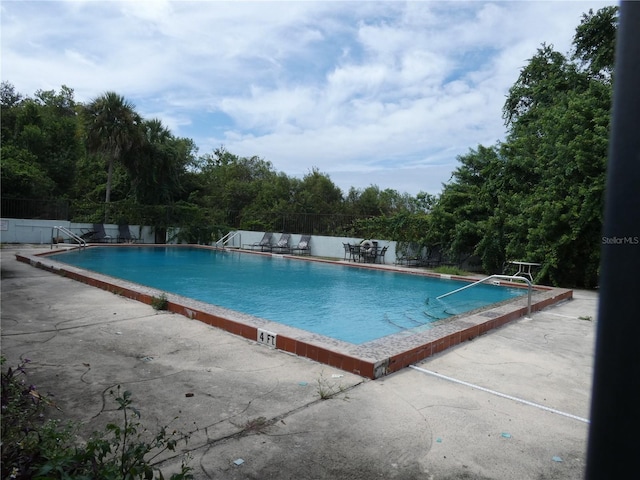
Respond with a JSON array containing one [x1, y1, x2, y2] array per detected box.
[[0, 7, 616, 287], [0, 84, 430, 225]]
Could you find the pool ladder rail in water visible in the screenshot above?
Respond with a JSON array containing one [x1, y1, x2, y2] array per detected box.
[[436, 274, 533, 317]]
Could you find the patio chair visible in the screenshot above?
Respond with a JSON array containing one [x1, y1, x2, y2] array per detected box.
[[375, 245, 388, 264], [117, 224, 138, 243], [342, 243, 351, 261], [394, 242, 422, 267], [270, 233, 292, 254], [82, 223, 112, 243], [348, 243, 362, 262], [421, 248, 443, 268], [291, 235, 311, 255], [244, 232, 273, 252]]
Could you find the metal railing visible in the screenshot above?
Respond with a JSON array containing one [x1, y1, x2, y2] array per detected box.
[[214, 231, 241, 249], [51, 226, 87, 249], [437, 274, 533, 316]]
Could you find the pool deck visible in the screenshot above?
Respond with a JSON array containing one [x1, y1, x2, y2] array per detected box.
[[2, 245, 595, 479]]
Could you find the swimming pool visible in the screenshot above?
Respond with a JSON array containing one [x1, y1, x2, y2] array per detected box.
[[19, 245, 572, 378], [50, 246, 525, 344]]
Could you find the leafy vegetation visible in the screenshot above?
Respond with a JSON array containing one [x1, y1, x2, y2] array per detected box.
[[425, 7, 617, 287], [0, 6, 617, 287], [1, 357, 192, 479], [432, 266, 469, 276], [151, 293, 169, 311]]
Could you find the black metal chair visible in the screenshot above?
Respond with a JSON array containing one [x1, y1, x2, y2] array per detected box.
[[244, 232, 274, 251], [82, 223, 112, 243], [291, 235, 311, 255], [376, 246, 388, 264], [394, 243, 422, 267], [343, 243, 351, 261], [422, 248, 443, 268], [271, 233, 291, 253], [349, 244, 362, 262], [117, 224, 138, 243]]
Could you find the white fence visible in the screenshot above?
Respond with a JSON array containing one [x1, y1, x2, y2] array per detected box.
[[0, 219, 156, 245]]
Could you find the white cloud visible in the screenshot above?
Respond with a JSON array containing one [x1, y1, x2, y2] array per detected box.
[[1, 0, 616, 196]]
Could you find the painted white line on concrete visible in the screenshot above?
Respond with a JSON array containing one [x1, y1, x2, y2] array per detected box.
[[542, 311, 582, 319], [409, 365, 590, 424]]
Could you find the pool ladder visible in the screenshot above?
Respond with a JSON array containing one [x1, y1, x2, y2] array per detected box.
[[51, 226, 87, 249], [437, 274, 533, 317], [214, 231, 241, 249]]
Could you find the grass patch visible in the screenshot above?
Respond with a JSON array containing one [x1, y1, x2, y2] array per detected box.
[[242, 416, 271, 435], [315, 371, 349, 400], [151, 293, 169, 310], [432, 265, 469, 276]]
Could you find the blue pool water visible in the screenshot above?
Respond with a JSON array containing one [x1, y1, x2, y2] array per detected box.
[[52, 247, 526, 344]]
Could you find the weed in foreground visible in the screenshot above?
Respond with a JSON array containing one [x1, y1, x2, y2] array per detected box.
[[432, 265, 468, 276], [315, 371, 349, 400], [151, 293, 169, 311], [1, 356, 192, 479]]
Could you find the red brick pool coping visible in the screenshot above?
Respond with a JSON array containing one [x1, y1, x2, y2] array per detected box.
[[17, 245, 572, 379]]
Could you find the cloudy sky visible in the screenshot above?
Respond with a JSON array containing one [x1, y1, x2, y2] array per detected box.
[[1, 0, 616, 196]]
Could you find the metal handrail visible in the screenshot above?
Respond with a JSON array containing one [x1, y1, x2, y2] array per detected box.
[[51, 226, 87, 249], [215, 231, 241, 249], [436, 274, 533, 316]]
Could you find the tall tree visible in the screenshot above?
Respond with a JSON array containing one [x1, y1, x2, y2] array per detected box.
[[426, 145, 506, 271], [293, 168, 343, 215], [83, 92, 143, 211], [572, 6, 618, 80], [192, 148, 282, 228], [122, 118, 195, 205], [0, 83, 83, 199], [499, 17, 614, 287], [429, 6, 617, 287], [32, 86, 83, 195], [0, 81, 23, 143]]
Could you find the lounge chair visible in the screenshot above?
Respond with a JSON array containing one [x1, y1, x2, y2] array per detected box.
[[421, 248, 443, 268], [291, 235, 311, 255], [244, 232, 274, 252], [271, 233, 291, 254], [117, 224, 138, 243], [394, 242, 422, 267], [82, 223, 112, 243]]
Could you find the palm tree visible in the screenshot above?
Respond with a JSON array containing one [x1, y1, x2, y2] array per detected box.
[[84, 92, 142, 215]]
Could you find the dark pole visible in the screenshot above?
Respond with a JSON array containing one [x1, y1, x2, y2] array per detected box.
[[586, 2, 640, 478]]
